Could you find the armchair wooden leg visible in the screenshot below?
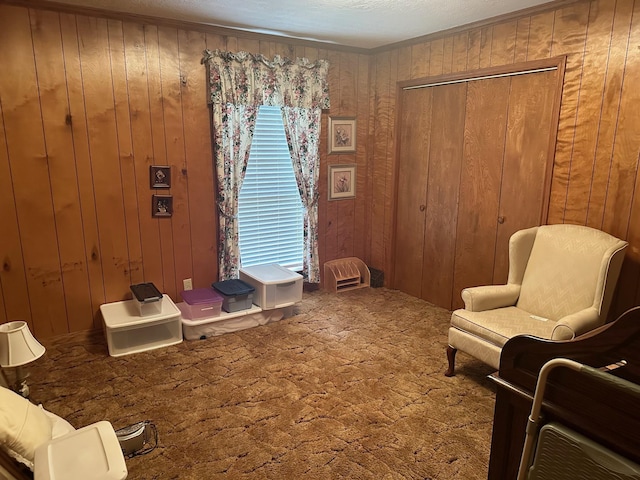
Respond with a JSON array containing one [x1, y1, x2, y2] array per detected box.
[[445, 346, 457, 377]]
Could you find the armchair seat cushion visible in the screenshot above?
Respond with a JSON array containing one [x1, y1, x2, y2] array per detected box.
[[451, 306, 573, 349]]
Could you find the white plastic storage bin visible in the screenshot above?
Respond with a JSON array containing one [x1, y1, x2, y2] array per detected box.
[[180, 304, 294, 340], [180, 288, 223, 319], [100, 295, 182, 357], [239, 264, 303, 309]]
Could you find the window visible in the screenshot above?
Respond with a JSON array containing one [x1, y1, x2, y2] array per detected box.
[[238, 105, 304, 270]]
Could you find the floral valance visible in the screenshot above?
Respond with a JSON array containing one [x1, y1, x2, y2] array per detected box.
[[201, 49, 330, 109]]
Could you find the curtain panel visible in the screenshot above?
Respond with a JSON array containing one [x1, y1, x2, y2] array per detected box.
[[201, 49, 329, 282]]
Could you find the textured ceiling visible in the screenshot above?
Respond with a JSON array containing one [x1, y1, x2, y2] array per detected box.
[[50, 0, 555, 48]]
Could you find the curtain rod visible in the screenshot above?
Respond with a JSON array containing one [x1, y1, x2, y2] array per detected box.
[[403, 66, 558, 90]]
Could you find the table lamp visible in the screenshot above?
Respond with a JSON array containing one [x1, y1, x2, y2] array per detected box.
[[0, 320, 45, 398]]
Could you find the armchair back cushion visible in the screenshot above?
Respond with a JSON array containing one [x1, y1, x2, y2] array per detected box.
[[517, 225, 626, 322]]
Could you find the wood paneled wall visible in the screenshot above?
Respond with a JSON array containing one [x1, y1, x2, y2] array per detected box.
[[368, 0, 640, 318], [3, 0, 640, 338], [0, 3, 368, 338]]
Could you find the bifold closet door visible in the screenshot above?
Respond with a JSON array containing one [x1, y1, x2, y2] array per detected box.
[[452, 70, 558, 307], [394, 82, 467, 306], [394, 87, 433, 298], [394, 68, 558, 310]]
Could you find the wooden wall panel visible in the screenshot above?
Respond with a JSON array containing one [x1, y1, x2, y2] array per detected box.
[[452, 33, 469, 72], [601, 2, 640, 242], [490, 21, 518, 65], [109, 19, 145, 288], [122, 22, 164, 294], [514, 18, 531, 63], [77, 16, 132, 306], [31, 9, 94, 333], [562, 1, 616, 225], [336, 52, 357, 259], [547, 3, 590, 224], [323, 50, 340, 269], [0, 3, 368, 337], [372, 0, 640, 316], [59, 13, 107, 328], [158, 25, 192, 301], [604, 0, 640, 317], [179, 28, 217, 289], [466, 29, 482, 70], [0, 92, 30, 327], [410, 43, 429, 79], [369, 51, 391, 272], [586, 0, 634, 230], [353, 53, 370, 263], [479, 27, 493, 69], [144, 25, 177, 296], [0, 6, 67, 338]]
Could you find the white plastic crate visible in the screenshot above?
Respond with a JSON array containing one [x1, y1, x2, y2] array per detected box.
[[100, 295, 182, 357], [239, 264, 303, 309], [180, 304, 293, 340]]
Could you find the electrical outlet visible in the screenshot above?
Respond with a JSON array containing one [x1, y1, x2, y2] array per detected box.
[[183, 278, 193, 291]]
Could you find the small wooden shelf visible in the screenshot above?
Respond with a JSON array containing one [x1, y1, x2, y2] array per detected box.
[[324, 257, 370, 293]]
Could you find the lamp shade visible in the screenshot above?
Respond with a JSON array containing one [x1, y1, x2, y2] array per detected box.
[[0, 321, 45, 367]]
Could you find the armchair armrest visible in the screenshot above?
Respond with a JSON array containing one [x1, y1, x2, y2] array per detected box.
[[551, 307, 601, 340], [461, 284, 520, 312]]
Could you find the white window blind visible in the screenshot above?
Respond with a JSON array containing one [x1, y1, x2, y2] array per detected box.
[[238, 105, 304, 270]]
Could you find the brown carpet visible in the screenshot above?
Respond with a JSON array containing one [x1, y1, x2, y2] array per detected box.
[[29, 288, 496, 479]]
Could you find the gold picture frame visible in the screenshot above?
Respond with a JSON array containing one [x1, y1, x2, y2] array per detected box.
[[328, 164, 356, 200], [328, 117, 356, 154]]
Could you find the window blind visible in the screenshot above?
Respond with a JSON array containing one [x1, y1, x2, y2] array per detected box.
[[238, 105, 304, 270]]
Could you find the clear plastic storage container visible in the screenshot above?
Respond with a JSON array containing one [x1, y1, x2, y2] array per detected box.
[[239, 264, 303, 309]]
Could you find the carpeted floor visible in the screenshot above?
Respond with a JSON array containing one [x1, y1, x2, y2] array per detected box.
[[29, 288, 496, 479]]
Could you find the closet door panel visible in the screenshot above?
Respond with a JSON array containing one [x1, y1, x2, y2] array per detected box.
[[452, 77, 511, 309], [394, 88, 433, 297], [493, 70, 558, 283], [422, 82, 467, 307]]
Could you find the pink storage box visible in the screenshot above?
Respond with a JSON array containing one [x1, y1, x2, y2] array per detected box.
[[179, 288, 223, 319]]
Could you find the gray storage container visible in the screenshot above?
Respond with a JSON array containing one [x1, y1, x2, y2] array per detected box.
[[212, 279, 255, 312]]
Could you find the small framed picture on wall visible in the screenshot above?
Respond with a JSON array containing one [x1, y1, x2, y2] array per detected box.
[[152, 195, 173, 217], [328, 117, 356, 154], [150, 165, 171, 188], [328, 164, 356, 200]]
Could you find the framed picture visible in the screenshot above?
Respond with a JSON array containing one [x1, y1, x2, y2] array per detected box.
[[328, 117, 356, 154], [150, 165, 171, 188], [328, 164, 356, 200], [152, 195, 173, 217]]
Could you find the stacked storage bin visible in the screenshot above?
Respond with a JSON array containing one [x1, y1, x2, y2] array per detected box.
[[239, 264, 303, 309], [178, 265, 304, 340]]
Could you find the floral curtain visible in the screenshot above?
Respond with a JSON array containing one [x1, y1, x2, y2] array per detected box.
[[281, 107, 322, 283], [202, 49, 329, 281]]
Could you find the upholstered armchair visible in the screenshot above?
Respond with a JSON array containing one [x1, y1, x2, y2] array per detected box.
[[445, 224, 628, 376]]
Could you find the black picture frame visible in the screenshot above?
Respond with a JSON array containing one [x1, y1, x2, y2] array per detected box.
[[150, 165, 171, 188], [152, 195, 173, 217]]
